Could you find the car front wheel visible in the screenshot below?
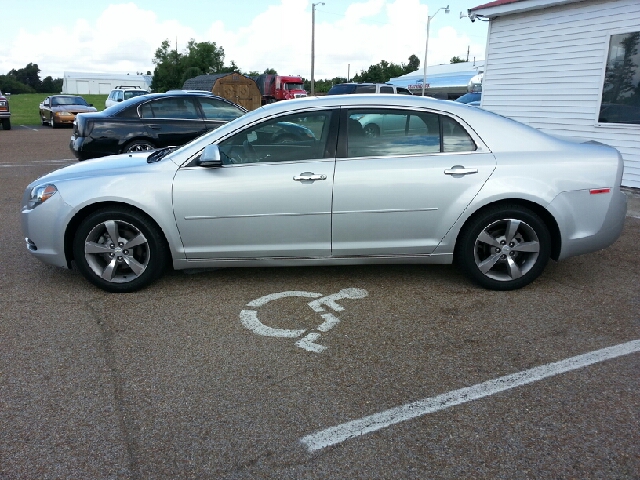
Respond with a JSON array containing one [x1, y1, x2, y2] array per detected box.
[[72, 208, 167, 293], [456, 205, 551, 290], [123, 139, 155, 153]]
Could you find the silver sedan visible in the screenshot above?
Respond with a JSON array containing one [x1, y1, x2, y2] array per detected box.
[[21, 95, 627, 292]]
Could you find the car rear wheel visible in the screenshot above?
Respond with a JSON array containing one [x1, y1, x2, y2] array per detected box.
[[456, 205, 550, 290], [72, 208, 167, 293], [123, 139, 155, 153]]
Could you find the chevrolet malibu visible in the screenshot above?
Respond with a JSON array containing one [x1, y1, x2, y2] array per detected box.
[[21, 95, 627, 293]]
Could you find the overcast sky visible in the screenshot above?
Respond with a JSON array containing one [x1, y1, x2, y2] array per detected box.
[[0, 0, 488, 80]]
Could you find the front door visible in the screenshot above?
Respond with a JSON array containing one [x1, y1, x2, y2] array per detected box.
[[172, 110, 337, 259]]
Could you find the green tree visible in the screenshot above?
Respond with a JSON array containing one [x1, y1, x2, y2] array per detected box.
[[183, 39, 225, 74], [405, 54, 420, 73], [8, 63, 42, 91], [450, 56, 466, 64], [0, 74, 35, 94], [181, 67, 203, 85], [151, 39, 231, 92], [151, 39, 183, 92], [352, 55, 420, 83], [303, 77, 347, 94], [40, 76, 56, 93]]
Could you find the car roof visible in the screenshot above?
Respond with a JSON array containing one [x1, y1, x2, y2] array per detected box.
[[221, 94, 564, 153], [102, 91, 247, 113]]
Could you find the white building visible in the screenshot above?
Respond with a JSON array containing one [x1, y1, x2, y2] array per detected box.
[[469, 0, 640, 188], [62, 72, 151, 95]]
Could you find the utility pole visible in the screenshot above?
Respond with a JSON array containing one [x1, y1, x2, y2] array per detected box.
[[422, 5, 449, 97], [311, 2, 324, 95], [466, 45, 470, 62]]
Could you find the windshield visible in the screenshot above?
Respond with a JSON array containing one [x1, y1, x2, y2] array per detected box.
[[52, 96, 89, 106], [284, 82, 304, 91]]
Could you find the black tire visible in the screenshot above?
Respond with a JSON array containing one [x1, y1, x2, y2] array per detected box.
[[41, 115, 47, 126], [50, 114, 57, 128], [72, 207, 167, 293], [456, 205, 551, 291], [2, 118, 10, 130], [123, 139, 155, 153], [363, 123, 380, 138]]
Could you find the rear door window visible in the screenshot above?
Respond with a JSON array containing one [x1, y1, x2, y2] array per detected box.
[[140, 97, 200, 119], [345, 109, 476, 157], [198, 97, 245, 121]]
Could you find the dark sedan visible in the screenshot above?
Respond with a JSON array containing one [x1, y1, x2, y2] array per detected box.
[[70, 92, 247, 160], [40, 95, 97, 128]]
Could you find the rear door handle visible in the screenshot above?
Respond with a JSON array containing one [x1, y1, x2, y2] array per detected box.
[[444, 166, 478, 176], [293, 172, 327, 181]]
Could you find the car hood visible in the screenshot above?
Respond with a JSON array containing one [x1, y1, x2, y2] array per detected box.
[[27, 152, 177, 187], [51, 105, 97, 113]]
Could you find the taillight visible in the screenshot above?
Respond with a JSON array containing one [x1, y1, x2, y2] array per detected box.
[[75, 116, 93, 137], [590, 188, 611, 195]]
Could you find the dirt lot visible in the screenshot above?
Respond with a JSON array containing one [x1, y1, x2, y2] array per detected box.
[[1, 127, 639, 479]]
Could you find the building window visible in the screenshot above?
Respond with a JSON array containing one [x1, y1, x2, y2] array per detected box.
[[599, 31, 640, 125]]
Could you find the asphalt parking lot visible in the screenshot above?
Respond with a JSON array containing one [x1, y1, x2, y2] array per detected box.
[[1, 126, 639, 479]]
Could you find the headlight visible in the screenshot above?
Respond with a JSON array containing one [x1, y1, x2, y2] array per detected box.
[[26, 184, 57, 209], [55, 111, 73, 116]]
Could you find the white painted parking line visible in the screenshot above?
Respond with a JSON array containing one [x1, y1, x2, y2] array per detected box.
[[0, 159, 75, 167], [300, 339, 640, 452]]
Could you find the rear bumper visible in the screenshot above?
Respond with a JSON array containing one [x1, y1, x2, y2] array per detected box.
[[553, 188, 627, 260], [69, 136, 110, 160]]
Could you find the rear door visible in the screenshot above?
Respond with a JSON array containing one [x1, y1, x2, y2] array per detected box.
[[332, 107, 496, 256], [196, 97, 246, 132]]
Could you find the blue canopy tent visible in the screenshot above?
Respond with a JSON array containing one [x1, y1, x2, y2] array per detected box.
[[389, 61, 484, 99]]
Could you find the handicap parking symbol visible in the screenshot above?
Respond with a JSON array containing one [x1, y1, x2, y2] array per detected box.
[[239, 288, 369, 353]]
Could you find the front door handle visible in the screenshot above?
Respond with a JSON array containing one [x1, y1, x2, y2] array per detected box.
[[444, 166, 478, 176], [293, 172, 327, 181]]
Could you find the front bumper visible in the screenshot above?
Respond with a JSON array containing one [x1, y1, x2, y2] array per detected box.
[[21, 191, 73, 269]]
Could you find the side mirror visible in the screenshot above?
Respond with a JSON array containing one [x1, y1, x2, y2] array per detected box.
[[199, 144, 223, 167]]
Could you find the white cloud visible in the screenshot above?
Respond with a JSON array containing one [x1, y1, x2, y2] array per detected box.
[[0, 0, 485, 81]]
